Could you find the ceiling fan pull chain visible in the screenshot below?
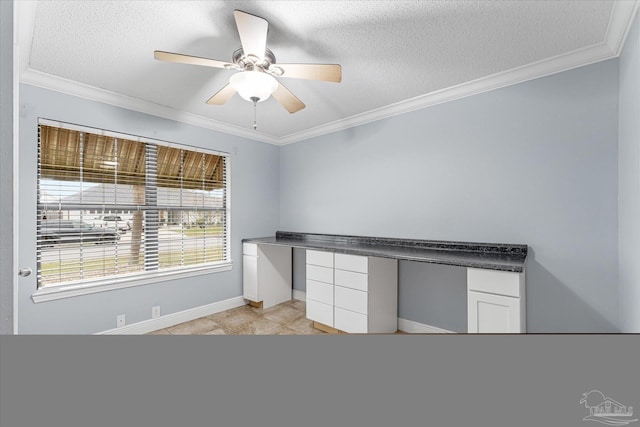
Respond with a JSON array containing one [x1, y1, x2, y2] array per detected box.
[[251, 97, 259, 130]]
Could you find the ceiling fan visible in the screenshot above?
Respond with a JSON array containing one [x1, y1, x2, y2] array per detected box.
[[154, 9, 342, 125]]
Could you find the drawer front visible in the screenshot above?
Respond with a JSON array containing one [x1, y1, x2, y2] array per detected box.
[[306, 279, 334, 305], [243, 242, 258, 256], [334, 269, 368, 291], [334, 307, 367, 334], [306, 250, 334, 268], [306, 299, 333, 327], [334, 253, 368, 273], [334, 286, 368, 315], [467, 268, 521, 298], [306, 264, 334, 284]]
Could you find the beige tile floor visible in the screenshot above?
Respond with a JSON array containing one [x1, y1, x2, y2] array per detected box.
[[147, 299, 329, 335]]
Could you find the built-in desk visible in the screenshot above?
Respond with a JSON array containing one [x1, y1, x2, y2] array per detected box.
[[243, 231, 528, 333]]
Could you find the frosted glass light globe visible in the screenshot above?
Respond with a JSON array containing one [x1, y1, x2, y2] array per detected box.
[[229, 71, 278, 102]]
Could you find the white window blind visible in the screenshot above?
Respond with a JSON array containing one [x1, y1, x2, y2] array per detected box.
[[36, 122, 229, 288]]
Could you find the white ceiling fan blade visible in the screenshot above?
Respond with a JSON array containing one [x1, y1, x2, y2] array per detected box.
[[154, 51, 233, 69], [234, 10, 268, 61], [275, 63, 342, 83], [272, 82, 305, 114], [206, 84, 237, 105]]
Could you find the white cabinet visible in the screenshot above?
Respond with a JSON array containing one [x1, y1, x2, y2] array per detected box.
[[242, 253, 259, 301], [334, 253, 368, 273], [468, 291, 521, 333], [307, 264, 334, 284], [467, 268, 525, 333], [334, 285, 368, 315], [243, 243, 292, 309], [306, 279, 333, 305], [306, 298, 334, 327], [334, 269, 368, 291], [305, 249, 335, 327], [244, 240, 527, 334], [334, 307, 368, 333], [306, 250, 398, 334]]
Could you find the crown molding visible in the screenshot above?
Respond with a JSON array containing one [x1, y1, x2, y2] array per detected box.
[[16, 0, 639, 146], [279, 1, 639, 145], [15, 0, 36, 75], [20, 68, 281, 145], [278, 42, 617, 145], [15, 1, 280, 145], [606, 0, 640, 56]]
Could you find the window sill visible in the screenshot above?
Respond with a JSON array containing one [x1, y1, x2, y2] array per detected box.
[[31, 262, 233, 303]]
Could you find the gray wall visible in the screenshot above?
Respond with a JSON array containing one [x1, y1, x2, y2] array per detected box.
[[618, 11, 640, 333], [292, 247, 306, 292], [17, 84, 280, 334], [281, 59, 620, 333], [0, 0, 14, 335], [399, 263, 467, 332]]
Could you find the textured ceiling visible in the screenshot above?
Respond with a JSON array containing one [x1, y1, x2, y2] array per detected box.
[[19, 1, 634, 143]]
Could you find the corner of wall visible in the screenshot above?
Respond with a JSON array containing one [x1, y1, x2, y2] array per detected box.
[[618, 8, 640, 333]]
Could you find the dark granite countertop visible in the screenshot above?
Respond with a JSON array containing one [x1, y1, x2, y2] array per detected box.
[[243, 231, 528, 273]]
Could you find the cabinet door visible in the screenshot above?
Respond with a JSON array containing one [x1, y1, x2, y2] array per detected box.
[[468, 291, 521, 333], [243, 255, 259, 302]]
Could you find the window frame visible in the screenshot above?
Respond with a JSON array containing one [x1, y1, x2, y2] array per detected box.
[[31, 118, 232, 303]]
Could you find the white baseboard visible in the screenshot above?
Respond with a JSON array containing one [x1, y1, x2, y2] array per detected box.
[[99, 296, 247, 335], [98, 292, 454, 335], [292, 289, 305, 301], [397, 318, 454, 334]]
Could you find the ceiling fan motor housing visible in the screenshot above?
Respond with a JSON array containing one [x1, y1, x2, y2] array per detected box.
[[231, 48, 283, 76]]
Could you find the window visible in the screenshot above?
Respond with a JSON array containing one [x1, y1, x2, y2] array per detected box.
[[37, 120, 230, 289]]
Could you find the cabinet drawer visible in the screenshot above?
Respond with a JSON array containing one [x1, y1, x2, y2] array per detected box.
[[467, 268, 521, 298], [334, 307, 367, 334], [306, 264, 334, 284], [306, 250, 334, 268], [306, 279, 334, 306], [243, 242, 258, 256], [334, 269, 368, 291], [334, 286, 368, 315], [334, 253, 368, 273], [306, 299, 333, 327]]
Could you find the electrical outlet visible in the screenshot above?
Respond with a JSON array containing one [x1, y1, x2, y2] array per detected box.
[[116, 314, 126, 328], [152, 306, 161, 319]]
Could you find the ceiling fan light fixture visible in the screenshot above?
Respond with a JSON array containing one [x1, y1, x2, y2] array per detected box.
[[229, 71, 278, 103], [154, 10, 339, 113]]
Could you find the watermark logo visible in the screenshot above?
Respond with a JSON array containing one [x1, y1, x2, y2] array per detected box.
[[580, 390, 638, 425]]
